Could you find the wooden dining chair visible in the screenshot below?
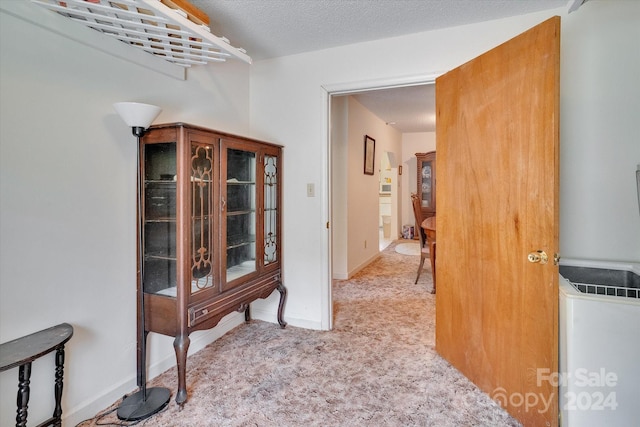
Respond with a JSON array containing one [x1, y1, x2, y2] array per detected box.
[[411, 193, 432, 287]]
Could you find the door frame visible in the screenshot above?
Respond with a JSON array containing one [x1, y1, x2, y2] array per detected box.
[[321, 72, 444, 330]]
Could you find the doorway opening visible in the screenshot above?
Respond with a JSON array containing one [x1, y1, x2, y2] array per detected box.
[[379, 150, 395, 251], [325, 74, 439, 330]]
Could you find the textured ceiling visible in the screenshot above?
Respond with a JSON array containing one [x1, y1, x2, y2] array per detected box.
[[189, 0, 568, 133], [349, 85, 436, 133], [191, 0, 567, 61]]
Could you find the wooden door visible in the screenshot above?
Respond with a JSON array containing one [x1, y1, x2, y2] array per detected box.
[[435, 17, 560, 427]]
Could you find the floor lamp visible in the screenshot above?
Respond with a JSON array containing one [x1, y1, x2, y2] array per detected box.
[[113, 102, 171, 421]]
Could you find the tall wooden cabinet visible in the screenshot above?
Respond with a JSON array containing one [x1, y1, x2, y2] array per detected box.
[[416, 151, 436, 219], [139, 123, 286, 405]]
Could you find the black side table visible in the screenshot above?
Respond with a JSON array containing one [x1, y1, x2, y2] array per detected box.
[[0, 323, 74, 427]]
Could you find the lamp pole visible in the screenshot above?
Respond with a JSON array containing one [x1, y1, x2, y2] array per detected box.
[[113, 103, 171, 421]]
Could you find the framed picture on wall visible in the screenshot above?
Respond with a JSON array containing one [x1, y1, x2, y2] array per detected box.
[[364, 135, 375, 175]]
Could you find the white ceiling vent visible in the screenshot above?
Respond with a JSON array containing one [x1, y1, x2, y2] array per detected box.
[[31, 0, 252, 67]]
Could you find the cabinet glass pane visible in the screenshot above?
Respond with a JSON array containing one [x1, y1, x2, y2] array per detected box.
[[420, 161, 432, 208], [264, 154, 278, 265], [143, 143, 177, 296], [190, 144, 214, 294], [226, 148, 256, 282]]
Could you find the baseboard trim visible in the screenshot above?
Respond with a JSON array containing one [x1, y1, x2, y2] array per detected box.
[[347, 252, 381, 279], [252, 307, 323, 330]]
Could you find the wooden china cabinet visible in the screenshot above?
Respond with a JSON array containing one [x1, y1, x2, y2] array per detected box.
[[416, 151, 436, 219], [139, 123, 286, 405]]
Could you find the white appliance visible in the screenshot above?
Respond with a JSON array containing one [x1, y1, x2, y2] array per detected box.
[[559, 259, 640, 427]]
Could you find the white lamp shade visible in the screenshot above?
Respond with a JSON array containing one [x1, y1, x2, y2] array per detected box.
[[113, 102, 162, 129]]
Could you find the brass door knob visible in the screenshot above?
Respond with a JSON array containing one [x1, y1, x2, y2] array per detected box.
[[527, 250, 548, 264]]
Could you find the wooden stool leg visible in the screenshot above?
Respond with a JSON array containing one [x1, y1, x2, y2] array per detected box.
[[53, 346, 65, 426], [16, 362, 31, 427], [415, 257, 425, 284]]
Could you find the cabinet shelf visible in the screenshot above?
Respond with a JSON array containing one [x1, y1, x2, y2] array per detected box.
[[227, 181, 255, 185], [155, 279, 214, 298], [146, 254, 177, 261], [227, 263, 257, 282], [227, 210, 255, 216], [227, 235, 256, 249]]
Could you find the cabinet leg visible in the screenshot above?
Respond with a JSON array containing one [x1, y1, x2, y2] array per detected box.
[[276, 282, 287, 328], [173, 334, 190, 406], [244, 305, 251, 322]]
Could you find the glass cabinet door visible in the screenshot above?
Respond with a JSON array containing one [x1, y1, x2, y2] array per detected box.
[[263, 153, 279, 266], [142, 140, 217, 299], [416, 151, 436, 215], [189, 143, 215, 295], [224, 146, 257, 285], [143, 142, 178, 297], [420, 158, 433, 209]]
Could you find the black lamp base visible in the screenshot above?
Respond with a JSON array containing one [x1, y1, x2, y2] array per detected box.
[[117, 387, 171, 421]]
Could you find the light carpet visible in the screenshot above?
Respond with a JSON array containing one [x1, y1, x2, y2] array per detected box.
[[394, 241, 421, 256], [82, 240, 519, 426]]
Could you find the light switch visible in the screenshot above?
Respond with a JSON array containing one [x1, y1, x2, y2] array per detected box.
[[307, 183, 315, 197]]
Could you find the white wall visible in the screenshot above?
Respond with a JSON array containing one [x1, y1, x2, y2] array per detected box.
[[1, 0, 638, 425], [331, 96, 402, 280], [559, 1, 640, 262], [345, 97, 402, 276], [250, 0, 640, 332], [402, 132, 437, 228], [330, 97, 349, 279], [0, 3, 252, 425]]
